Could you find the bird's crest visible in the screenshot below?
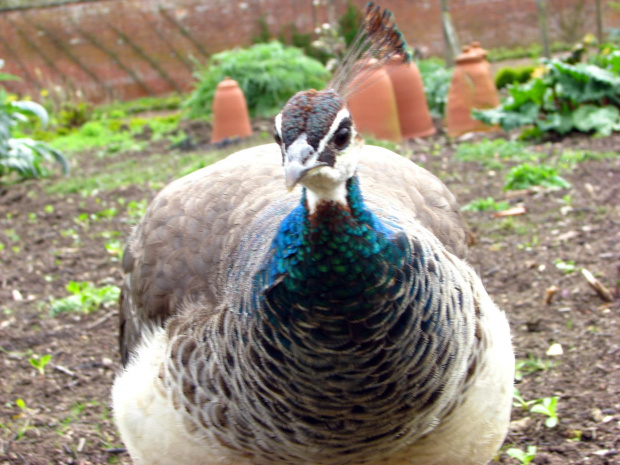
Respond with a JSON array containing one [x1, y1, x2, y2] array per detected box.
[[328, 2, 411, 99]]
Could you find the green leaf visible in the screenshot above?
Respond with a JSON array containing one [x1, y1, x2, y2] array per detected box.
[[507, 78, 548, 107], [0, 72, 21, 82], [473, 101, 539, 131], [537, 112, 574, 134], [10, 101, 49, 128], [572, 105, 619, 136]]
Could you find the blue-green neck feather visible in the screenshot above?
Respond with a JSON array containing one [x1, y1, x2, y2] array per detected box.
[[256, 176, 413, 346]]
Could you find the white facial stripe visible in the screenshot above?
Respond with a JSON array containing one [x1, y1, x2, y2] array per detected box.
[[316, 108, 351, 156], [274, 113, 283, 137]]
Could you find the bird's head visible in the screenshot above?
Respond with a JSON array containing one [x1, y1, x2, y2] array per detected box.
[[274, 89, 362, 211]]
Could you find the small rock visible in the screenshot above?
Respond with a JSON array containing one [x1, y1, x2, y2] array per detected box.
[[590, 407, 604, 423], [546, 343, 563, 356], [510, 416, 533, 432], [12, 289, 23, 301], [102, 357, 113, 367]]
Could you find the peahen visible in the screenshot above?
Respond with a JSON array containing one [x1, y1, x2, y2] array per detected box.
[[112, 4, 514, 465]]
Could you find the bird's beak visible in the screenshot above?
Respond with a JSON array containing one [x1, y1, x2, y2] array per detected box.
[[285, 161, 309, 191], [283, 135, 326, 191]]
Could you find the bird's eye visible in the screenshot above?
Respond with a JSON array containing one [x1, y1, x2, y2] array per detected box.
[[274, 131, 282, 146], [333, 127, 350, 149]]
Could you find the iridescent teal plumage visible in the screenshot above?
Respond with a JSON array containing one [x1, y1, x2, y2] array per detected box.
[[267, 177, 402, 295]]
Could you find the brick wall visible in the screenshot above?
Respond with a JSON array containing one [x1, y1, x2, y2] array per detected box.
[[0, 0, 617, 102]]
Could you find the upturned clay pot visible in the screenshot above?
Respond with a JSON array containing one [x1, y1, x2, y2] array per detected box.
[[211, 77, 252, 143], [445, 43, 500, 137], [385, 55, 435, 139], [346, 61, 401, 142]]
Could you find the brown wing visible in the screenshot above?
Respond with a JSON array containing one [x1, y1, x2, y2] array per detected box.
[[119, 143, 469, 364]]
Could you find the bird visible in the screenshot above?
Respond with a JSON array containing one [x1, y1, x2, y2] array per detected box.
[[112, 4, 514, 465]]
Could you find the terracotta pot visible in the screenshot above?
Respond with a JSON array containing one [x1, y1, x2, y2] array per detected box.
[[346, 61, 401, 142], [211, 77, 252, 144], [445, 43, 500, 137], [385, 56, 435, 139]]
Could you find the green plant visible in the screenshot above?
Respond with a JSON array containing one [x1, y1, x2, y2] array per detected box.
[[495, 65, 536, 89], [251, 15, 272, 44], [418, 58, 453, 118], [49, 281, 120, 316], [13, 398, 33, 439], [513, 388, 537, 410], [105, 238, 124, 261], [461, 197, 510, 212], [530, 396, 559, 427], [126, 199, 148, 221], [515, 355, 557, 381], [338, 2, 362, 47], [504, 163, 571, 190], [58, 101, 93, 129], [184, 42, 330, 118], [28, 353, 52, 375], [1, 61, 69, 180], [554, 259, 576, 274], [474, 58, 620, 137], [506, 445, 537, 465]]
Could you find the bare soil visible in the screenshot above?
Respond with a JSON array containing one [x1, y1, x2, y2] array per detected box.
[[0, 125, 619, 464]]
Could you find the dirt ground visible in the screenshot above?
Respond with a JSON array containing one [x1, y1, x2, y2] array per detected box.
[[0, 123, 619, 465]]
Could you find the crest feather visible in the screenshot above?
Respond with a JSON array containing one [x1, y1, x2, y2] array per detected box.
[[328, 2, 411, 98]]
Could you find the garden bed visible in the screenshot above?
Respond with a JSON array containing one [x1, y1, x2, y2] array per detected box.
[[0, 126, 619, 464]]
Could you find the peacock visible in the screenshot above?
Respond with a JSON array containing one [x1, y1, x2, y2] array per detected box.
[[112, 4, 514, 465]]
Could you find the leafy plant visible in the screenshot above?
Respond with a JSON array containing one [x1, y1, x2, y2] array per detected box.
[[513, 388, 537, 411], [554, 259, 576, 274], [105, 238, 124, 261], [461, 197, 510, 212], [184, 42, 330, 118], [12, 398, 33, 439], [29, 353, 52, 376], [58, 101, 93, 129], [530, 396, 559, 427], [506, 445, 537, 465], [1, 61, 69, 180], [475, 58, 620, 137], [515, 355, 557, 381], [49, 281, 120, 316], [125, 199, 148, 222], [418, 58, 453, 118], [504, 163, 571, 190]]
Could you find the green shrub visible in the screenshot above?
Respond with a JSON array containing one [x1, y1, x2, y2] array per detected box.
[[417, 58, 453, 118], [339, 3, 362, 47], [184, 42, 330, 118], [1, 61, 69, 180], [495, 65, 536, 89], [495, 68, 518, 89]]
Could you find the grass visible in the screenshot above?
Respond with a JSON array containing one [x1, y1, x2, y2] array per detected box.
[[454, 138, 541, 169], [47, 114, 182, 154], [45, 133, 271, 196]]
